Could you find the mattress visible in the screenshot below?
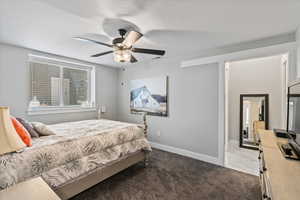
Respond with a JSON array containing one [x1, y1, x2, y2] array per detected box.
[[0, 119, 151, 190]]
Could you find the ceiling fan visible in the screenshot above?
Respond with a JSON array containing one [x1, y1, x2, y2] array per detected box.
[[74, 29, 166, 63]]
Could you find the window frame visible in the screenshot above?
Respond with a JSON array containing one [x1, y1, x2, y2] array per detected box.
[[27, 54, 96, 115]]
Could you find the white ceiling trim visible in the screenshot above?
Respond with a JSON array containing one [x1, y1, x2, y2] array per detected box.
[[181, 42, 297, 68]]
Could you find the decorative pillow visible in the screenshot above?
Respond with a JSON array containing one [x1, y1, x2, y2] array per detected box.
[[10, 117, 32, 147], [16, 118, 39, 138], [31, 122, 56, 136]]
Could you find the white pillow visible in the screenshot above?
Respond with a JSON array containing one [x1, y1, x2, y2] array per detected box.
[[31, 122, 56, 136]]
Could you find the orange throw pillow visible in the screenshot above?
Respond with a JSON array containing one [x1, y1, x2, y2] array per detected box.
[[10, 117, 32, 147]]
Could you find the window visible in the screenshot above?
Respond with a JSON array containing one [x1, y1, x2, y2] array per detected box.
[[62, 68, 88, 106], [28, 55, 95, 115]]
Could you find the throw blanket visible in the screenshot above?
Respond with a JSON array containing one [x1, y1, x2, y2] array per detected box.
[[0, 119, 151, 190]]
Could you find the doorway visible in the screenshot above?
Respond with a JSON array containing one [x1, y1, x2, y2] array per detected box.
[[224, 54, 287, 175], [240, 94, 269, 150]]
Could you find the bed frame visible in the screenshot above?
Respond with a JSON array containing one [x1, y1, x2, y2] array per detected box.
[[55, 114, 149, 200]]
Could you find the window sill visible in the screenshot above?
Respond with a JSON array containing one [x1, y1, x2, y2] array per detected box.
[[27, 107, 97, 116]]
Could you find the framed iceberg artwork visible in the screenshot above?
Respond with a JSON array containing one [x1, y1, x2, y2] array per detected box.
[[130, 76, 168, 117]]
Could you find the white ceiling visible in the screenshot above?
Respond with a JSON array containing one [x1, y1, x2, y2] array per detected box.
[[1, 0, 300, 67]]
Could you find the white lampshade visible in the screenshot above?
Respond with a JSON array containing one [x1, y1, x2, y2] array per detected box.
[[0, 107, 26, 155]]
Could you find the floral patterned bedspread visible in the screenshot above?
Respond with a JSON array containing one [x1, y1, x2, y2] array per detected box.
[[0, 119, 151, 190]]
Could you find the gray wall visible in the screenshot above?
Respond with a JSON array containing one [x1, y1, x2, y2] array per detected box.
[[117, 59, 219, 158], [297, 27, 300, 78], [0, 43, 118, 124], [228, 55, 284, 141]]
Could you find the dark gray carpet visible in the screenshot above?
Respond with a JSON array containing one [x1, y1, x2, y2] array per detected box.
[[71, 149, 261, 200]]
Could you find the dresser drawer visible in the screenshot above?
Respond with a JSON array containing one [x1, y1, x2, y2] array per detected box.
[[258, 150, 267, 172], [259, 171, 272, 200], [258, 149, 271, 200]]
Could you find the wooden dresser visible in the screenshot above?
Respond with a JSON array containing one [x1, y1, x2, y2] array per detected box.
[[257, 130, 300, 200]]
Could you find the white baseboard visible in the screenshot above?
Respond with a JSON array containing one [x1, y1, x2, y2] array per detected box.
[[149, 142, 222, 166]]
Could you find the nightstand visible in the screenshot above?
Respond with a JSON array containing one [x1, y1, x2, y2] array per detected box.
[[0, 177, 61, 200]]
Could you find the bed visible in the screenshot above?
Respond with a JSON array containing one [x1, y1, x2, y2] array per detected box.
[[0, 117, 151, 199]]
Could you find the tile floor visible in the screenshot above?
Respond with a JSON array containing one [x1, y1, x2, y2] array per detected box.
[[225, 140, 259, 176]]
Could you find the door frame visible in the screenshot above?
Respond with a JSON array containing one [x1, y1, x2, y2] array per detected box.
[[239, 94, 269, 150], [181, 42, 295, 166]]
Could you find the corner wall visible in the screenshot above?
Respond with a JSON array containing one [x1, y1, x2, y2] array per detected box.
[[228, 55, 284, 141], [297, 27, 300, 78], [0, 43, 118, 124], [117, 58, 220, 161]]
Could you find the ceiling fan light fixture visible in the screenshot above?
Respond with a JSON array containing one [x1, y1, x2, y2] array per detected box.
[[114, 49, 131, 62], [74, 28, 165, 63]]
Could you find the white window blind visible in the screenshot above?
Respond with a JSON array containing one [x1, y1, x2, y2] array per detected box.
[[31, 62, 61, 106]]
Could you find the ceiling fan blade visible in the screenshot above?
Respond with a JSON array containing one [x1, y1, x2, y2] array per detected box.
[[130, 55, 138, 63], [122, 31, 143, 47], [91, 51, 113, 57], [132, 48, 165, 56], [74, 37, 113, 48]]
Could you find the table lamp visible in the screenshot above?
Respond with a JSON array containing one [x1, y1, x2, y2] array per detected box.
[[0, 107, 25, 155]]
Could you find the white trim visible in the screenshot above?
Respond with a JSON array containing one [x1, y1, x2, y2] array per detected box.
[[218, 62, 225, 165], [149, 142, 222, 166], [281, 55, 289, 128], [181, 42, 296, 68], [27, 107, 96, 115], [224, 62, 230, 153], [29, 54, 94, 69]]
